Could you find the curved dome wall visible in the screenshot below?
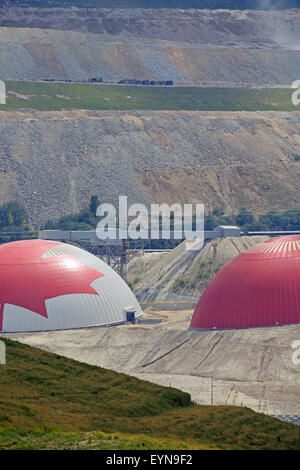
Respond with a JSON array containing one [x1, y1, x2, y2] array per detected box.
[[190, 235, 300, 331], [0, 239, 143, 333]]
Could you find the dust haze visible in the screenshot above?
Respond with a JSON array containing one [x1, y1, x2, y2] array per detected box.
[[255, 0, 298, 9]]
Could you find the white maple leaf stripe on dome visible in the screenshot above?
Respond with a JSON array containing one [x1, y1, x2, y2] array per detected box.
[[0, 240, 143, 333], [245, 236, 300, 258], [42, 242, 115, 276], [42, 243, 95, 259]]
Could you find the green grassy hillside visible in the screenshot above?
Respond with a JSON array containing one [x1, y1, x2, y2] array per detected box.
[[1, 81, 297, 112], [0, 338, 191, 431], [0, 337, 299, 450]]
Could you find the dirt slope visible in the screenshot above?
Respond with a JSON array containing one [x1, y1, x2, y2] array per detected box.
[[128, 236, 268, 302], [0, 110, 300, 225], [7, 319, 300, 419], [139, 163, 300, 216], [0, 8, 300, 84], [1, 8, 299, 47]]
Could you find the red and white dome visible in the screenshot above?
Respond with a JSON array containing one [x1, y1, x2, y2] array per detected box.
[[0, 239, 142, 333], [191, 235, 300, 330]]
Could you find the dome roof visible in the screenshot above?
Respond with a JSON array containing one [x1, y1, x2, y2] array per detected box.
[[190, 235, 300, 330], [0, 239, 142, 333]]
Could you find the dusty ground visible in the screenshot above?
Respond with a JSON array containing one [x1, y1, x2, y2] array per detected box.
[[5, 307, 300, 422]]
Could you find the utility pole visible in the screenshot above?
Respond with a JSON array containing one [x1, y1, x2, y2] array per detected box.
[[120, 240, 127, 280]]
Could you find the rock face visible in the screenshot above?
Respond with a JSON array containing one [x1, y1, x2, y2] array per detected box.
[[0, 8, 300, 84], [0, 110, 300, 225]]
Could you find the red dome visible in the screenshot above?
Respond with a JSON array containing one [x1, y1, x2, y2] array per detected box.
[[190, 235, 300, 330]]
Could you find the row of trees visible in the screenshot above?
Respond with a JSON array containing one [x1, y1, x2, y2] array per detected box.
[[43, 202, 300, 234], [0, 201, 28, 231], [1, 199, 300, 247], [205, 207, 300, 232], [0, 201, 30, 243], [42, 196, 101, 231]]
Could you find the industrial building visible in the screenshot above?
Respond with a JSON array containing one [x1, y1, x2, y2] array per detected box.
[[191, 235, 300, 330], [0, 239, 143, 333]]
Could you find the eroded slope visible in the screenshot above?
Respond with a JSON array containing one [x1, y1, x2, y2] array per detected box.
[[0, 9, 300, 85], [0, 110, 299, 225]]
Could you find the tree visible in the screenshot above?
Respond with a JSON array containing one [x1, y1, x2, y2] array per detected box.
[[235, 208, 255, 227], [212, 207, 224, 217], [0, 202, 28, 230], [89, 196, 101, 215]]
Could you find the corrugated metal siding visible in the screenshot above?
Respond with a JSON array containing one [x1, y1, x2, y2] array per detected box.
[[191, 235, 300, 330], [0, 240, 142, 333]]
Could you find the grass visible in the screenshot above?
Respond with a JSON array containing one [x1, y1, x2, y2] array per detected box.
[[0, 338, 191, 430], [0, 337, 299, 449], [196, 261, 223, 283], [1, 81, 298, 112], [0, 428, 214, 450], [171, 261, 223, 293], [171, 277, 189, 291]]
